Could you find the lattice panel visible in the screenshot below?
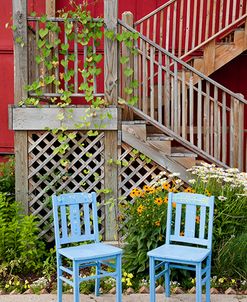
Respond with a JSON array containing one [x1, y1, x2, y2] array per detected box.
[[28, 131, 105, 241], [118, 142, 187, 237]]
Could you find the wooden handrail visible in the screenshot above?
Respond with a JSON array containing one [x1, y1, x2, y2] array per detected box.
[[133, 0, 247, 61], [118, 20, 247, 170], [118, 20, 247, 105]]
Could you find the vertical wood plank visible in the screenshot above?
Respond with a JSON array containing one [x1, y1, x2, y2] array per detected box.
[[45, 0, 56, 16], [213, 87, 218, 159], [164, 56, 171, 127], [172, 1, 177, 55], [104, 0, 118, 104], [204, 83, 210, 153], [173, 61, 178, 133], [222, 92, 227, 163], [198, 0, 204, 44], [192, 0, 198, 49], [165, 6, 171, 50], [197, 80, 202, 149], [189, 75, 194, 144], [184, 0, 191, 53], [142, 41, 148, 114], [178, 0, 184, 57], [104, 131, 118, 241], [122, 12, 134, 120], [158, 51, 163, 123], [238, 94, 244, 170], [159, 10, 164, 47], [150, 46, 155, 119], [13, 0, 29, 214], [181, 68, 187, 139]]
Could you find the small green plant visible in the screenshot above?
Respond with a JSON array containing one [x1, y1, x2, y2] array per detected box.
[[0, 192, 46, 276], [120, 172, 183, 275], [0, 157, 15, 194]]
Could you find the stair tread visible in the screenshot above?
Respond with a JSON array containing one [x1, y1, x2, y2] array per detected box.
[[171, 147, 197, 158], [147, 134, 173, 141], [122, 120, 146, 125]]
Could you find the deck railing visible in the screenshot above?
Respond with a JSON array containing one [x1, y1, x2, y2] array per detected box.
[[134, 0, 247, 60], [119, 20, 247, 171]]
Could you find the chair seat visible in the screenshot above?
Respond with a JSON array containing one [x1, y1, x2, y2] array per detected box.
[[58, 242, 122, 261], [147, 244, 210, 262]]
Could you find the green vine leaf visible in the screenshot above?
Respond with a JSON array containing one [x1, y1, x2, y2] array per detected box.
[[120, 56, 129, 64], [39, 28, 49, 39], [124, 68, 134, 77]]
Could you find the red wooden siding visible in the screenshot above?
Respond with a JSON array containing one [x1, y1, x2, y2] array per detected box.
[[0, 0, 247, 157]]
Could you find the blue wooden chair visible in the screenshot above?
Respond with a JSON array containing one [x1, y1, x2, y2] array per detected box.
[[148, 192, 214, 302], [52, 192, 123, 302]]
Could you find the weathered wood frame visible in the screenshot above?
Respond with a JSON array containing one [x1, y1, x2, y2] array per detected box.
[[12, 0, 119, 241]]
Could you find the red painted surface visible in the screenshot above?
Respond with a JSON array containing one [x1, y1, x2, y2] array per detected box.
[[0, 0, 247, 156]]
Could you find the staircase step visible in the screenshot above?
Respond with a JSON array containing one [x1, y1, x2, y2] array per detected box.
[[147, 134, 172, 155], [171, 147, 197, 157], [171, 147, 197, 169], [147, 133, 173, 141], [122, 120, 146, 141]]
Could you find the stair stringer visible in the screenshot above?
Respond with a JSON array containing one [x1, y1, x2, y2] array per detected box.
[[122, 130, 190, 183]]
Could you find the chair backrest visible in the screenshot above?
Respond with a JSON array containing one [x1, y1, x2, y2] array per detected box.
[[52, 192, 99, 248], [166, 192, 214, 249]]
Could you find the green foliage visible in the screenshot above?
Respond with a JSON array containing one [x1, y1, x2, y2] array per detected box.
[[188, 164, 247, 278], [0, 157, 15, 194], [215, 232, 247, 280], [0, 192, 46, 275], [120, 173, 180, 275]]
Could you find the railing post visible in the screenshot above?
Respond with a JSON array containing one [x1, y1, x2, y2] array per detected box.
[[12, 0, 29, 214], [104, 0, 119, 242], [230, 95, 244, 170], [121, 11, 134, 120]]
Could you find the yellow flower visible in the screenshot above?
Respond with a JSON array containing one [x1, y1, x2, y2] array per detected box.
[[130, 188, 142, 198], [162, 182, 170, 190], [148, 187, 156, 194], [164, 196, 168, 203], [205, 189, 211, 196], [127, 273, 133, 278], [143, 185, 151, 192], [170, 187, 178, 193], [184, 187, 193, 193], [154, 197, 163, 206], [155, 220, 161, 227], [137, 205, 145, 214]]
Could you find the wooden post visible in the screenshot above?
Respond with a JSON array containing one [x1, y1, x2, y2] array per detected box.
[[104, 0, 119, 242], [46, 0, 56, 16], [12, 0, 29, 213], [121, 12, 134, 121]]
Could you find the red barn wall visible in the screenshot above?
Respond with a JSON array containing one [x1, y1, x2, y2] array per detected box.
[[0, 0, 247, 158]]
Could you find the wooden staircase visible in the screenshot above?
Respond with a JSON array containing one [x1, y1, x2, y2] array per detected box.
[[118, 1, 247, 175], [189, 23, 247, 78]]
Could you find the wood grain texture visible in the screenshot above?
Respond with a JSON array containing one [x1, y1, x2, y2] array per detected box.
[[11, 107, 118, 130], [13, 0, 29, 213], [104, 0, 118, 105], [104, 131, 118, 241]]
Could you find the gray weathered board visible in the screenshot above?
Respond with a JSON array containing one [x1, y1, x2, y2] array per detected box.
[[10, 107, 118, 130]]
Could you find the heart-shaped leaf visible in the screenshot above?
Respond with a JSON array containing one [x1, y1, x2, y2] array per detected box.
[[39, 28, 48, 39], [37, 39, 46, 49]]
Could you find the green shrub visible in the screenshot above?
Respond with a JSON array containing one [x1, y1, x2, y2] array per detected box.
[[0, 192, 46, 275], [120, 173, 182, 275], [0, 157, 15, 194], [214, 232, 247, 279]]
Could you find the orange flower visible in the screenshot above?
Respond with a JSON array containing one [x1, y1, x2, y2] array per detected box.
[[137, 205, 145, 214], [164, 196, 168, 203], [172, 202, 176, 208], [155, 221, 161, 227], [162, 182, 170, 191], [130, 188, 142, 198], [184, 187, 193, 193], [180, 231, 184, 236], [154, 197, 163, 206], [196, 216, 200, 224]]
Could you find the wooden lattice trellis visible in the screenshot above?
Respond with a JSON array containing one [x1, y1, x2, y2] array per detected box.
[[28, 131, 105, 241], [118, 142, 187, 238]]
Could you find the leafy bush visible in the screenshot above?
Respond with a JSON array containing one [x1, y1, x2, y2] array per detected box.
[[0, 192, 46, 275], [120, 173, 184, 275], [0, 157, 15, 194]]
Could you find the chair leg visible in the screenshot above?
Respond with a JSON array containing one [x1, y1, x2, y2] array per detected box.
[[149, 256, 156, 302], [95, 261, 101, 296], [116, 254, 122, 302], [196, 263, 202, 302], [165, 262, 170, 297], [73, 261, 80, 302], [206, 255, 211, 302], [57, 254, 62, 302]]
